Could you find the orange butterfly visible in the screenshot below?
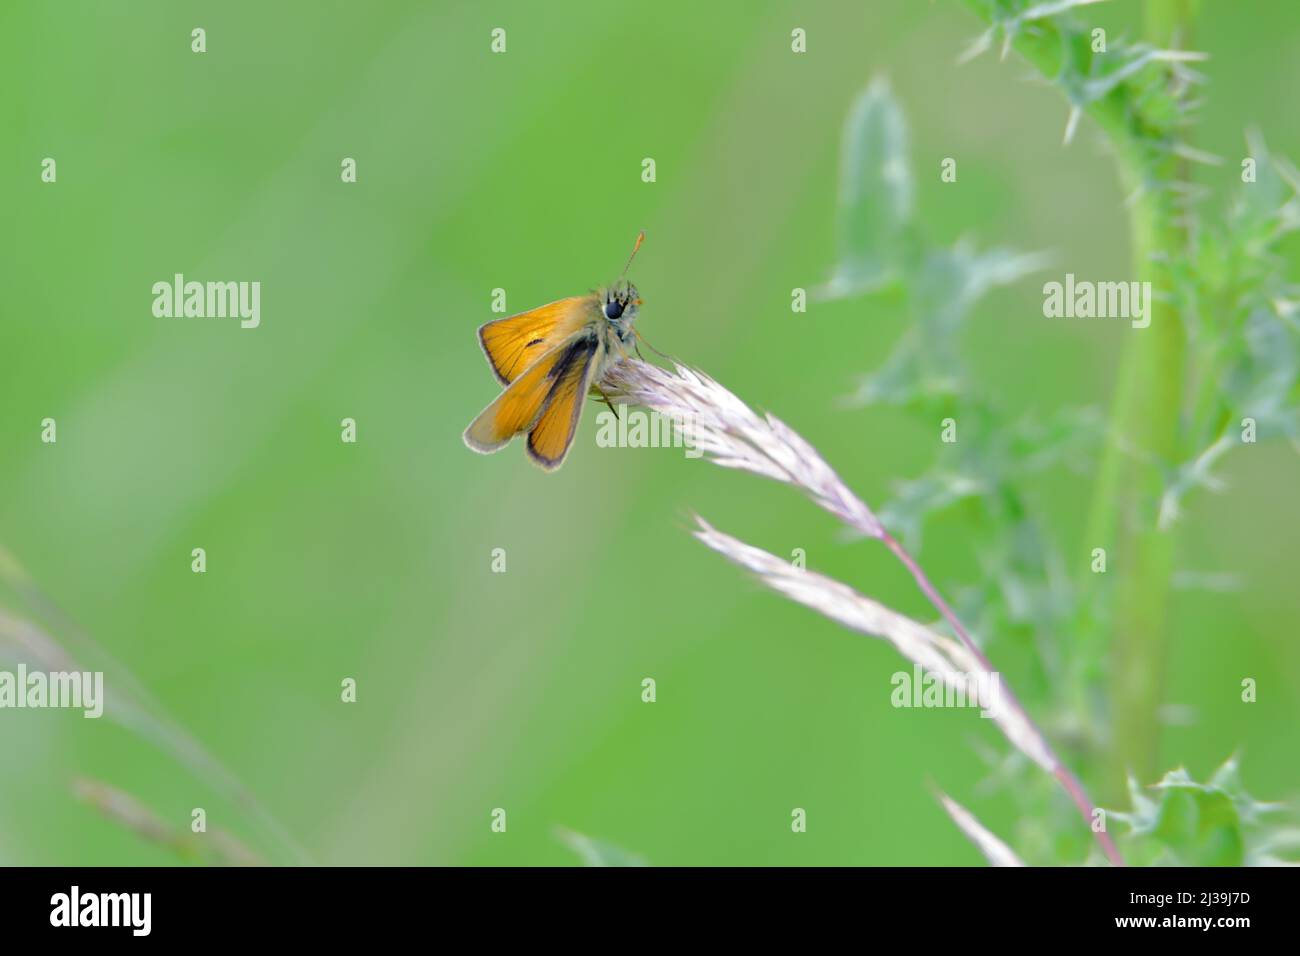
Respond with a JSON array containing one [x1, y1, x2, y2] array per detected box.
[[464, 232, 647, 471]]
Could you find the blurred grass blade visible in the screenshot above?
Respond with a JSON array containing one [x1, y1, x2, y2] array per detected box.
[[0, 544, 308, 864], [74, 778, 263, 866], [555, 827, 647, 867], [936, 792, 1025, 866]]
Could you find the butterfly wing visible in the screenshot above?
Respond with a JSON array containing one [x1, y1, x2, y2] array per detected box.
[[464, 330, 602, 468], [526, 336, 604, 471], [478, 296, 593, 386]]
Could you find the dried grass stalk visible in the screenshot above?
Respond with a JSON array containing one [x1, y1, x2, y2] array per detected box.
[[604, 358, 1123, 866], [936, 791, 1026, 867], [74, 778, 262, 866], [602, 360, 883, 538], [693, 520, 1056, 773]]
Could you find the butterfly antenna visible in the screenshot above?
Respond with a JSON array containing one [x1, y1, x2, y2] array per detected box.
[[619, 229, 646, 281]]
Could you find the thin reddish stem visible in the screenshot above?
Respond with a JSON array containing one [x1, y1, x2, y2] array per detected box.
[[881, 531, 1125, 867]]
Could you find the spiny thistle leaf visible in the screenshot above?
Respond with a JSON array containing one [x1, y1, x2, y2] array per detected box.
[[962, 0, 1206, 162], [842, 330, 964, 409], [879, 471, 988, 551], [1110, 756, 1297, 866], [822, 79, 1048, 417], [820, 77, 916, 299]]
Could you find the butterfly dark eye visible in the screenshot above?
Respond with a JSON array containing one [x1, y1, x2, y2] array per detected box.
[[603, 299, 625, 320]]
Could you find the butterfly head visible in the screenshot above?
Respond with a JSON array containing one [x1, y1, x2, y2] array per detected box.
[[602, 281, 640, 327]]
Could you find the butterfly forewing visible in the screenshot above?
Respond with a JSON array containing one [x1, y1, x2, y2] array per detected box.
[[478, 296, 592, 386]]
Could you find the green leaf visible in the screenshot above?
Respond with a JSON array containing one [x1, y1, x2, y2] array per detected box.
[[842, 247, 1050, 411], [879, 471, 988, 550], [843, 332, 963, 410], [1113, 757, 1297, 866], [820, 78, 915, 299], [1150, 786, 1243, 867], [915, 243, 1052, 338], [1224, 307, 1300, 436]]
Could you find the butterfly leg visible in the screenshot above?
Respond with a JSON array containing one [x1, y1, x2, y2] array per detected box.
[[593, 385, 620, 420], [634, 328, 676, 363]]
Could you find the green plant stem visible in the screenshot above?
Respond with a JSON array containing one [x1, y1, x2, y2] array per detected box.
[[1089, 0, 1195, 798], [960, 0, 1197, 799], [1094, 177, 1185, 797]]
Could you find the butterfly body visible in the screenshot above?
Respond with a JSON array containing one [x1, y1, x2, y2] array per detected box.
[[463, 241, 644, 471]]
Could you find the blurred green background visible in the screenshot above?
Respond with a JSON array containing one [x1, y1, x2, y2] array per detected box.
[[1, 0, 1297, 865]]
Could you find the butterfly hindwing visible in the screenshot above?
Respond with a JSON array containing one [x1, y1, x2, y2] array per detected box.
[[526, 335, 604, 471], [477, 296, 592, 386]]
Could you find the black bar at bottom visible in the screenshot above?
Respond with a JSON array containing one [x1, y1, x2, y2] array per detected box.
[[0, 865, 1287, 941]]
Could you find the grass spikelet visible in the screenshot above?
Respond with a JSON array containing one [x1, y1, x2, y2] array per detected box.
[[603, 358, 1125, 866]]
